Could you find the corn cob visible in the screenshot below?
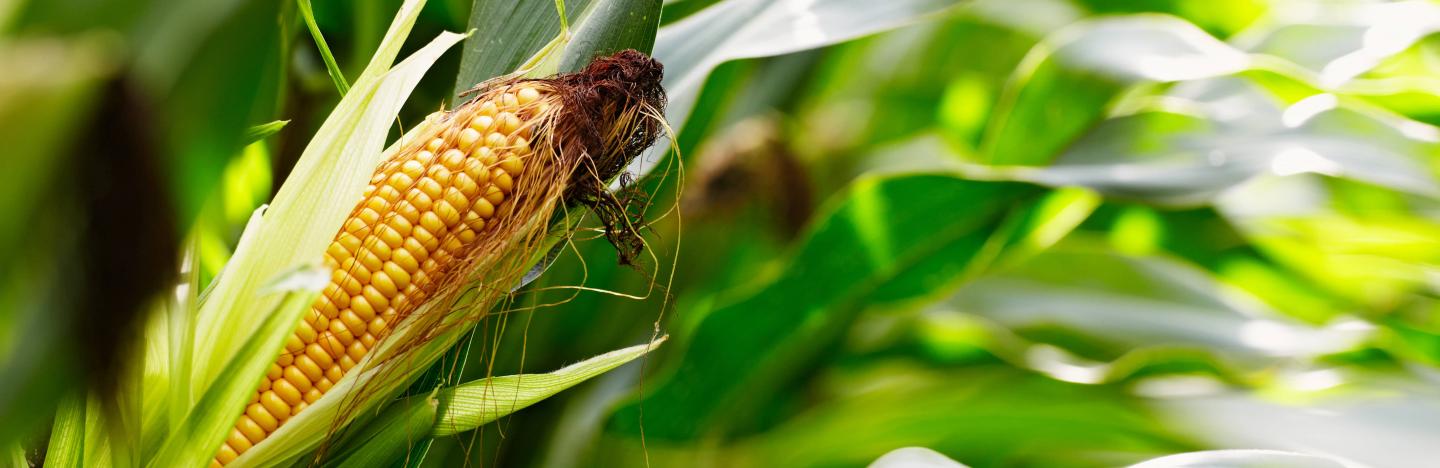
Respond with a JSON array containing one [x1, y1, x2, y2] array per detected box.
[[214, 50, 665, 466]]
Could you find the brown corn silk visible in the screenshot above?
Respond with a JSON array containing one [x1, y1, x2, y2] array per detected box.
[[214, 50, 665, 466]]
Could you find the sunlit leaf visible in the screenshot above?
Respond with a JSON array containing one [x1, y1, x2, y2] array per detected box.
[[241, 120, 289, 145], [434, 337, 666, 435], [610, 175, 1058, 439], [600, 367, 1191, 466], [1152, 382, 1440, 468], [1129, 449, 1352, 468], [629, 0, 965, 178], [981, 15, 1249, 166], [1074, 0, 1266, 38], [953, 245, 1373, 366], [148, 273, 322, 468], [971, 78, 1440, 204], [316, 339, 665, 467], [1246, 1, 1440, 88], [869, 447, 970, 468]]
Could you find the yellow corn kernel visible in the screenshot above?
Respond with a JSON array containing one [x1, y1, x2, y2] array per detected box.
[[217, 445, 238, 465]]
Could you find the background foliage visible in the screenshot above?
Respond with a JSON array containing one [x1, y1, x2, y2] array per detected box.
[[3, 0, 1439, 466]]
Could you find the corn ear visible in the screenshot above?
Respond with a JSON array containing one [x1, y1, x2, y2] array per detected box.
[[227, 47, 669, 467], [215, 78, 549, 465]]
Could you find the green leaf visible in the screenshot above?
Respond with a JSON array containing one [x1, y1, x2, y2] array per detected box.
[[1130, 449, 1349, 468], [610, 175, 1048, 439], [977, 98, 1440, 204], [756, 370, 1185, 466], [1244, 2, 1440, 86], [147, 271, 323, 468], [0, 37, 112, 450], [241, 119, 290, 145], [597, 367, 1190, 466], [5, 441, 25, 468], [134, 0, 290, 222], [558, 0, 661, 72], [1074, 0, 1266, 38], [297, 0, 349, 95], [324, 395, 438, 468], [320, 339, 665, 467], [451, 0, 595, 97], [44, 395, 86, 468], [981, 15, 1248, 166], [631, 0, 965, 178], [952, 244, 1368, 367], [434, 337, 666, 435]]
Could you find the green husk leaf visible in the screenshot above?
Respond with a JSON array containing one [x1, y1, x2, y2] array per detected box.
[[317, 338, 664, 467], [5, 441, 24, 468], [324, 393, 439, 468], [43, 395, 86, 468], [147, 270, 323, 468], [433, 337, 667, 436]]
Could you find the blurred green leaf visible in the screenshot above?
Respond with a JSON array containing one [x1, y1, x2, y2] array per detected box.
[[1153, 381, 1440, 467], [602, 367, 1191, 467], [44, 395, 86, 468], [632, 0, 966, 177], [952, 244, 1370, 368], [610, 175, 1045, 439], [0, 37, 113, 450], [1245, 2, 1440, 87], [972, 85, 1440, 204], [135, 0, 291, 222], [1129, 449, 1350, 468], [1074, 0, 1265, 38], [242, 120, 290, 145], [1217, 175, 1440, 311], [981, 15, 1248, 166], [1348, 35, 1440, 125]]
